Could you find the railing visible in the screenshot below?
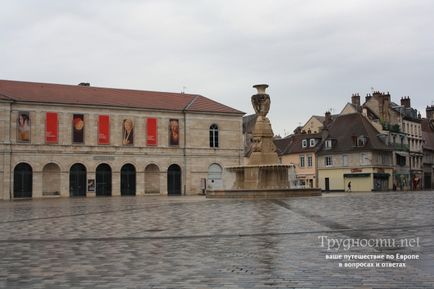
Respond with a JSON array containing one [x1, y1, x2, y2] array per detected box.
[[390, 143, 409, 151]]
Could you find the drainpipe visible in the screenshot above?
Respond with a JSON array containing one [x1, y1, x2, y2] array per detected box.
[[182, 109, 187, 195], [8, 101, 13, 200], [182, 95, 199, 195]]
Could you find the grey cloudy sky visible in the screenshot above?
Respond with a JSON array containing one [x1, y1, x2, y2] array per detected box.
[[1, 0, 434, 136]]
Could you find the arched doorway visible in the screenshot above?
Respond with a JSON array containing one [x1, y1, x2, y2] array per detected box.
[[42, 163, 61, 196], [145, 164, 160, 194], [96, 163, 112, 196], [167, 164, 181, 195], [121, 164, 136, 196], [207, 163, 223, 190], [13, 163, 32, 198], [70, 163, 87, 197]]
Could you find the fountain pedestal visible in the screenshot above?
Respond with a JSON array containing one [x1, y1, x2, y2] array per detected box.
[[206, 84, 321, 198]]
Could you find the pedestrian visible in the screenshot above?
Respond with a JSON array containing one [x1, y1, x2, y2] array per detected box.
[[347, 181, 352, 192]]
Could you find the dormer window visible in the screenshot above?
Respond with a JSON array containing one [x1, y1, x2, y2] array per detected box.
[[309, 139, 316, 147], [325, 139, 333, 149], [352, 135, 368, 147], [357, 135, 367, 147], [302, 139, 307, 148]]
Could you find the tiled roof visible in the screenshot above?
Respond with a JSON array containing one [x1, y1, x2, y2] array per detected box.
[[421, 118, 434, 151], [319, 113, 391, 154], [274, 135, 293, 156], [0, 79, 244, 115], [274, 133, 322, 156]]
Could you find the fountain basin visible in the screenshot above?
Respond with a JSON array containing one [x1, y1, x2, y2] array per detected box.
[[206, 188, 321, 199], [206, 164, 321, 199]]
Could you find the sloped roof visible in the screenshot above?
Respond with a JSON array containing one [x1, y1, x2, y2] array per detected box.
[[319, 113, 391, 154], [421, 118, 434, 151], [274, 135, 293, 156], [274, 133, 322, 156], [0, 79, 244, 115]]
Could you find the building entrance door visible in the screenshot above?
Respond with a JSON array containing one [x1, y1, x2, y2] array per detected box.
[[325, 178, 330, 191], [96, 164, 112, 196], [14, 163, 32, 198], [121, 164, 136, 196], [167, 164, 181, 195], [70, 163, 86, 197]]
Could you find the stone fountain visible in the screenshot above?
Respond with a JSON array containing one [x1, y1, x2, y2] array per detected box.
[[207, 84, 321, 198]]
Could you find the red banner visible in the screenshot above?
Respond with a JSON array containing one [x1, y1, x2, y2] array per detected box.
[[46, 112, 58, 143], [98, 115, 110, 144], [147, 118, 157, 146]]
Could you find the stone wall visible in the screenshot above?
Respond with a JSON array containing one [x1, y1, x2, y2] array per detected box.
[[0, 102, 244, 199]]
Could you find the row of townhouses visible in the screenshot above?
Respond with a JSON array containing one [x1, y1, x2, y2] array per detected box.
[[273, 93, 434, 192]]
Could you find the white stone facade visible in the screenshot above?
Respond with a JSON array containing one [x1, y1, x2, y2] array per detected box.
[[0, 100, 244, 200]]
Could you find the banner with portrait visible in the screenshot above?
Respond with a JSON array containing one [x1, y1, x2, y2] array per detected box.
[[169, 119, 179, 146], [98, 115, 110, 144], [46, 112, 58, 143], [122, 118, 134, 145], [147, 118, 157, 146], [72, 114, 84, 143], [17, 111, 31, 142]]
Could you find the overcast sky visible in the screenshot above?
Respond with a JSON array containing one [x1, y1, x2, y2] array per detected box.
[[1, 0, 433, 136]]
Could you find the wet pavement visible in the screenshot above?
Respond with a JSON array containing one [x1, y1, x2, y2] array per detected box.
[[0, 191, 433, 288]]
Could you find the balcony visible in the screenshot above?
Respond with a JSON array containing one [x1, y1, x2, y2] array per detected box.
[[390, 143, 409, 151], [382, 123, 401, 133]]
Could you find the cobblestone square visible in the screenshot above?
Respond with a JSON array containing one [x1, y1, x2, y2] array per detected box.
[[0, 191, 433, 288]]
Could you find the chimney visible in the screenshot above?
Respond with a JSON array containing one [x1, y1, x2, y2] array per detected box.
[[351, 93, 360, 110], [78, 82, 90, 86], [365, 93, 372, 102], [427, 105, 434, 120], [401, 96, 411, 108], [372, 91, 382, 98], [323, 111, 332, 127]]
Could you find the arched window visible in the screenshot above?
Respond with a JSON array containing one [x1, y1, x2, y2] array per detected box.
[[209, 124, 219, 148]]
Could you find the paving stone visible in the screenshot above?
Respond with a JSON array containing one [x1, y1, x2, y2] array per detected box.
[[0, 192, 433, 288]]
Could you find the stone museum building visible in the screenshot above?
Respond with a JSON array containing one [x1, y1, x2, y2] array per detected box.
[[0, 79, 244, 200]]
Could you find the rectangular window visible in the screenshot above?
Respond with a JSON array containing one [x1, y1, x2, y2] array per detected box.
[[302, 139, 307, 148], [147, 118, 158, 146], [325, 156, 333, 167], [17, 111, 31, 142], [342, 155, 348, 166], [72, 114, 84, 143], [360, 153, 370, 165], [325, 139, 332, 149], [309, 139, 316, 147], [98, 115, 110, 144], [300, 155, 305, 168], [396, 153, 406, 166], [209, 124, 219, 148], [307, 155, 313, 167], [46, 112, 58, 144], [381, 154, 389, 165]]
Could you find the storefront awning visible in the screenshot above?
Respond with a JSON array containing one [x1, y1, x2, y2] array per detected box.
[[374, 173, 390, 179], [395, 152, 409, 157], [344, 173, 371, 178]]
